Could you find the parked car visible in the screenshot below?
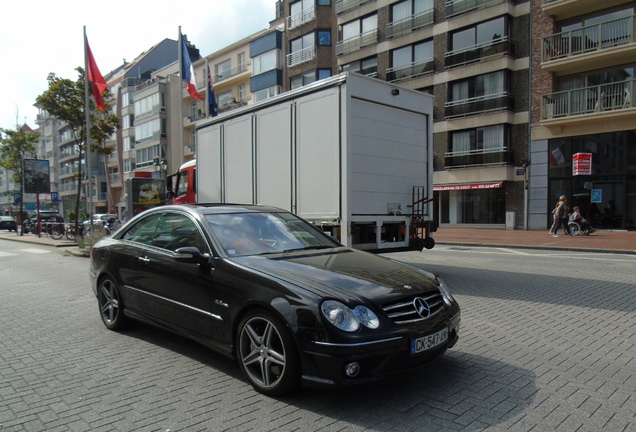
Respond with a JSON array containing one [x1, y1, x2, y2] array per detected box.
[[89, 204, 461, 395], [0, 215, 16, 231]]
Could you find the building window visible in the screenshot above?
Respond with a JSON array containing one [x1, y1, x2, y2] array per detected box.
[[337, 14, 378, 55], [446, 70, 512, 117], [341, 57, 378, 77], [215, 59, 232, 81], [217, 91, 233, 109], [318, 30, 332, 46], [317, 0, 330, 5], [288, 32, 316, 66], [239, 84, 247, 102], [253, 50, 280, 75], [291, 69, 332, 89], [446, 124, 513, 168], [237, 52, 247, 73], [253, 86, 280, 102], [289, 0, 315, 29], [446, 16, 509, 68], [388, 0, 434, 38], [135, 144, 164, 168], [388, 40, 433, 81]]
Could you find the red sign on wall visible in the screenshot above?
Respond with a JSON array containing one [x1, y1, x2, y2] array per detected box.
[[573, 153, 592, 176]]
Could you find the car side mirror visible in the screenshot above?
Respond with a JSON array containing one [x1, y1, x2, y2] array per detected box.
[[174, 247, 212, 266]]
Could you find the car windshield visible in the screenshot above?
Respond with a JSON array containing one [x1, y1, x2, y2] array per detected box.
[[205, 212, 339, 257]]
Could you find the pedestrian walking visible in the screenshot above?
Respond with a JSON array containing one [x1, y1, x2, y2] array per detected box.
[[551, 195, 573, 237]]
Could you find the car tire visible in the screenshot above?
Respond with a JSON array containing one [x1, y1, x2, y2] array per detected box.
[[236, 310, 300, 396], [97, 276, 128, 330]]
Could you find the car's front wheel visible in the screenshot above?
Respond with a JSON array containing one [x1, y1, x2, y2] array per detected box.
[[97, 276, 128, 330], [236, 310, 299, 395]]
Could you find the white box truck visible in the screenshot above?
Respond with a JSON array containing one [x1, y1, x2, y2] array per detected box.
[[168, 73, 436, 250]]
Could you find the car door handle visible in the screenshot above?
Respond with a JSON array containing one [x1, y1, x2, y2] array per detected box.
[[138, 256, 150, 264]]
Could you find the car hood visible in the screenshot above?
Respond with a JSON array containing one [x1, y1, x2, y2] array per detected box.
[[231, 247, 440, 304]]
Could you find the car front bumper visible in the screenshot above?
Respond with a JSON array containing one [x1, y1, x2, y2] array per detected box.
[[298, 311, 461, 389]]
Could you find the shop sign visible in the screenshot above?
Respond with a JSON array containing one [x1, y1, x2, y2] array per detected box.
[[573, 153, 592, 176], [433, 182, 503, 191]]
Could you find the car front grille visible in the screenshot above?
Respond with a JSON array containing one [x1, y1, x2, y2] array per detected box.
[[382, 291, 445, 324]]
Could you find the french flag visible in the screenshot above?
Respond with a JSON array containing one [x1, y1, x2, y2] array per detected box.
[[181, 39, 203, 100]]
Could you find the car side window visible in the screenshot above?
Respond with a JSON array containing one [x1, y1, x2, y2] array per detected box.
[[151, 213, 207, 252], [121, 214, 161, 245]]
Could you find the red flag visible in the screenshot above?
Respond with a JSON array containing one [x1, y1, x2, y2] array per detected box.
[[85, 36, 108, 111]]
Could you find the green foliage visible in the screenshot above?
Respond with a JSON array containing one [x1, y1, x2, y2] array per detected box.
[[0, 127, 39, 185], [36, 67, 119, 158]]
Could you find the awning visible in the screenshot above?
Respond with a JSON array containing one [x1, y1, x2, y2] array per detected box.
[[433, 182, 503, 191]]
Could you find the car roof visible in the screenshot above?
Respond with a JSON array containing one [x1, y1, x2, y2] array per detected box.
[[152, 203, 288, 216]]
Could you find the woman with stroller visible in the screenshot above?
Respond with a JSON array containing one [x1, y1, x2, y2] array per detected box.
[[551, 195, 572, 237]]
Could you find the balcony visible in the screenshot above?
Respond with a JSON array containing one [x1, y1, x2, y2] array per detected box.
[[445, 92, 514, 118], [215, 63, 249, 83], [335, 0, 374, 14], [445, 147, 514, 168], [386, 9, 434, 39], [386, 58, 434, 82], [446, 0, 505, 19], [445, 38, 513, 68], [542, 15, 636, 74], [287, 6, 315, 30], [336, 29, 378, 56], [541, 79, 634, 121], [541, 0, 631, 21], [287, 46, 316, 67]]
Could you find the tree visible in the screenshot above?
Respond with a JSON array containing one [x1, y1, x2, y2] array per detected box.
[[0, 126, 39, 234], [36, 67, 119, 233]]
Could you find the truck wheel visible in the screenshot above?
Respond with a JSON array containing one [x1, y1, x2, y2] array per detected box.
[[423, 237, 435, 249]]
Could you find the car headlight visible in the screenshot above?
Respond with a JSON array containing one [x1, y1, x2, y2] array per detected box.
[[437, 277, 455, 307], [321, 300, 380, 332]]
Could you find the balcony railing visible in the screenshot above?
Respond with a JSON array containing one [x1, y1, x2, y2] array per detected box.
[[445, 38, 513, 68], [386, 58, 434, 82], [445, 147, 514, 168], [386, 9, 434, 39], [215, 63, 249, 82], [445, 92, 514, 117], [336, 29, 378, 56], [287, 46, 316, 67], [288, 6, 315, 29], [541, 79, 634, 120], [445, 0, 505, 18], [542, 15, 636, 62], [335, 0, 374, 14]]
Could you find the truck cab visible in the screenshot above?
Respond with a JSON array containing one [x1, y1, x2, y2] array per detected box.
[[167, 159, 196, 204]]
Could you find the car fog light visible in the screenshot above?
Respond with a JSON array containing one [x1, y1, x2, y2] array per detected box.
[[345, 362, 360, 377]]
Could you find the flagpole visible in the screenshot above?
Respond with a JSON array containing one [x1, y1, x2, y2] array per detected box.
[[178, 26, 184, 167], [205, 58, 210, 118], [83, 26, 93, 226]]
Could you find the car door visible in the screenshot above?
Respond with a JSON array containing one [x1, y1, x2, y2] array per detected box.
[[135, 211, 216, 337]]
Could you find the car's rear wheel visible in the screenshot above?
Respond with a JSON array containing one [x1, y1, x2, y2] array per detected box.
[[236, 310, 299, 395], [97, 276, 128, 330]]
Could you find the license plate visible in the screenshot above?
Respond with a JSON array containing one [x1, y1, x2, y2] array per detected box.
[[411, 328, 448, 354]]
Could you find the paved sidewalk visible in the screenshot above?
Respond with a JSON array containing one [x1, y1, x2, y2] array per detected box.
[[433, 227, 636, 254], [1, 227, 634, 254]]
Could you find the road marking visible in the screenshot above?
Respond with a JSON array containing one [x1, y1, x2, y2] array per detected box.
[[19, 248, 51, 254], [495, 248, 531, 255], [0, 251, 17, 257]]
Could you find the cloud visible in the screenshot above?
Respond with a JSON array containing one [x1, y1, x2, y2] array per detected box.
[[0, 0, 275, 130]]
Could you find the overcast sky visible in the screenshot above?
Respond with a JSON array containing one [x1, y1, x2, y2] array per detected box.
[[0, 0, 276, 131]]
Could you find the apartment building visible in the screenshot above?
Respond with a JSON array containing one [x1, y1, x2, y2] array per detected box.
[[530, 0, 636, 230], [277, 0, 530, 228]]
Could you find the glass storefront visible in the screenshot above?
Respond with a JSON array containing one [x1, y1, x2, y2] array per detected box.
[[437, 186, 506, 224], [548, 131, 636, 230]]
